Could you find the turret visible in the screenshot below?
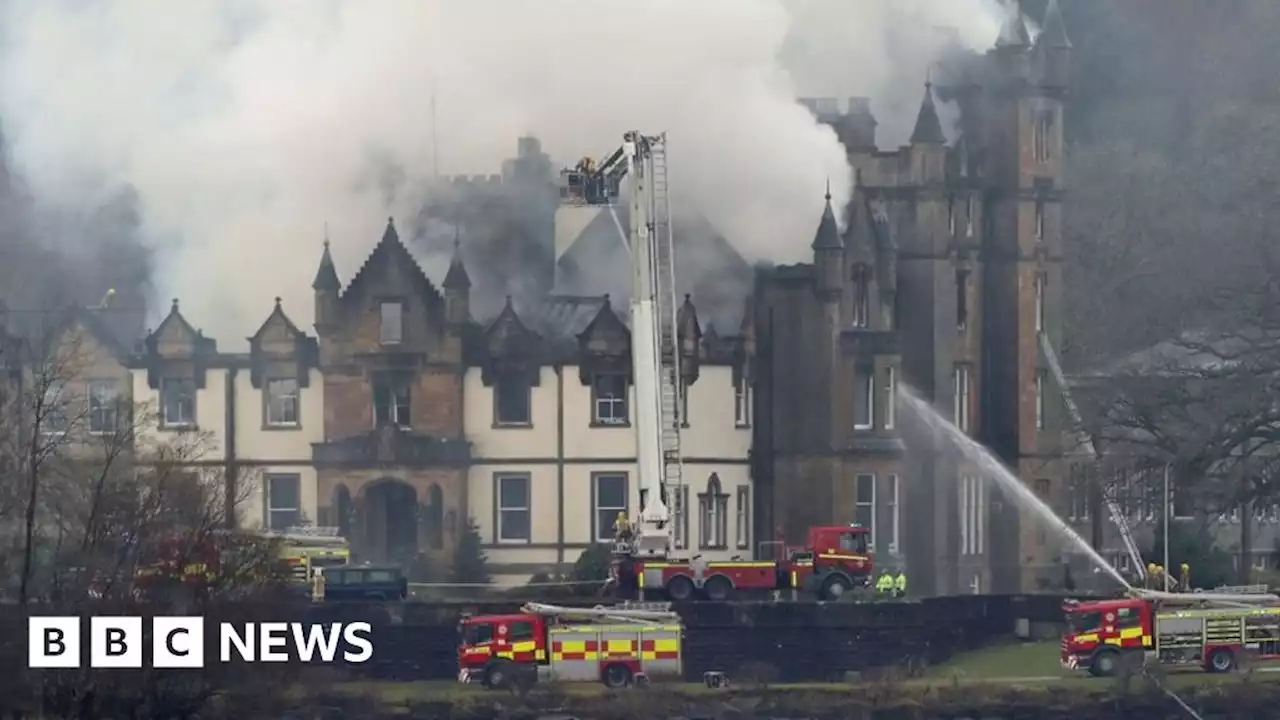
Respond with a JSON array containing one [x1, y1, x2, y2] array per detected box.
[[312, 239, 340, 335], [812, 186, 844, 300], [442, 234, 471, 326], [991, 3, 1032, 87], [1033, 0, 1072, 93], [909, 80, 947, 184]]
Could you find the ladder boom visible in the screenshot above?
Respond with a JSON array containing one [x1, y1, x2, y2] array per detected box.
[[1040, 331, 1145, 581]]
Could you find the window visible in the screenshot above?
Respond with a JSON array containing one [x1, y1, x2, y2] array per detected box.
[[965, 194, 974, 237], [854, 366, 874, 430], [592, 473, 628, 542], [851, 265, 870, 328], [1068, 472, 1091, 521], [265, 378, 299, 427], [507, 621, 536, 642], [1034, 479, 1051, 546], [947, 194, 955, 235], [735, 486, 750, 549], [494, 377, 531, 426], [1035, 371, 1046, 430], [1034, 274, 1046, 333], [496, 473, 530, 543], [592, 373, 628, 425], [884, 366, 897, 430], [953, 364, 971, 433], [266, 474, 301, 530], [665, 485, 690, 550], [885, 474, 899, 553], [41, 382, 70, 436], [1171, 472, 1193, 519], [955, 268, 969, 331], [161, 377, 196, 428], [854, 474, 875, 546], [1034, 199, 1045, 241], [373, 373, 411, 428], [1034, 113, 1051, 162], [960, 475, 984, 555], [680, 381, 690, 427], [380, 301, 404, 345], [734, 376, 752, 428], [698, 475, 728, 549], [87, 380, 119, 434], [1253, 553, 1269, 571]]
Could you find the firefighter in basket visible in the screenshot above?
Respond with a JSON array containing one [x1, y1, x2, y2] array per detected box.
[[613, 511, 633, 546]]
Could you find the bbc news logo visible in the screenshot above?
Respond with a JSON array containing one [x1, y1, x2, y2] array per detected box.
[[28, 617, 374, 668]]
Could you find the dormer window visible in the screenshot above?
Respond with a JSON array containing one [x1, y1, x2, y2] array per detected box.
[[851, 264, 871, 328], [592, 373, 628, 426], [265, 378, 300, 427], [494, 376, 532, 427], [380, 301, 404, 345], [161, 377, 196, 429]]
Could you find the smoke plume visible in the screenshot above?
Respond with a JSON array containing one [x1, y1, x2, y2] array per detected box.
[[0, 0, 1001, 346]]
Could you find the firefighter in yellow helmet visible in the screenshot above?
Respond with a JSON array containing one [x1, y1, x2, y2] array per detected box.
[[614, 511, 633, 544], [894, 569, 908, 599]]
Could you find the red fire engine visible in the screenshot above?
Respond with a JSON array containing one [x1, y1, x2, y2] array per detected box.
[[458, 602, 683, 689], [1062, 587, 1280, 676], [613, 523, 873, 601]]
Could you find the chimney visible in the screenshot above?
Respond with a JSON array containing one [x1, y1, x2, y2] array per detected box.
[[838, 97, 878, 151]]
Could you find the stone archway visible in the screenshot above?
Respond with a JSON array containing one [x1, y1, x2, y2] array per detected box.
[[363, 478, 419, 564]]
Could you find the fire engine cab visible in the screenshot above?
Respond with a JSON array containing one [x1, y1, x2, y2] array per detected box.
[[1062, 586, 1280, 676], [458, 602, 682, 689]]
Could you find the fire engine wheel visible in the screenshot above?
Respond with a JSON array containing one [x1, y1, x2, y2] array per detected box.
[[1207, 648, 1235, 673], [703, 576, 733, 601], [484, 660, 513, 689], [1089, 649, 1118, 678], [603, 663, 633, 689], [666, 576, 695, 602], [820, 574, 852, 601]]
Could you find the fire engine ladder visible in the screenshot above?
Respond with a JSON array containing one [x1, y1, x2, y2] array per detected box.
[[521, 602, 679, 625], [648, 136, 685, 542], [1039, 330, 1146, 582], [1137, 588, 1280, 609]]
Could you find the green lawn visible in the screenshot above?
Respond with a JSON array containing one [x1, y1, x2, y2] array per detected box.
[[926, 640, 1067, 680]]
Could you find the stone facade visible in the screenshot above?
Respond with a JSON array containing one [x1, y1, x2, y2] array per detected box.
[[755, 1, 1072, 594]]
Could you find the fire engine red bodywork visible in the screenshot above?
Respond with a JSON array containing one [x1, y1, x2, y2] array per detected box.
[[616, 524, 873, 601]]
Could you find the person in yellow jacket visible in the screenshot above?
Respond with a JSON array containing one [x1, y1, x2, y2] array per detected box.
[[875, 569, 894, 597], [614, 511, 633, 544], [894, 571, 907, 599]]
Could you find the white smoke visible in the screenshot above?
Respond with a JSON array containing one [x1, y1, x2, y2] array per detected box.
[[0, 0, 1001, 345]]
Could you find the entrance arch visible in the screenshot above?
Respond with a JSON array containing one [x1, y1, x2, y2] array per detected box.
[[363, 478, 419, 564]]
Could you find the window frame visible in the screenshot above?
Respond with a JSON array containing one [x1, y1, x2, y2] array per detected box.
[[494, 473, 531, 544], [1035, 371, 1046, 430], [854, 473, 876, 547], [851, 264, 871, 328], [953, 364, 972, 433], [885, 474, 899, 554], [379, 301, 404, 345], [372, 373, 412, 429], [735, 485, 750, 550], [591, 472, 629, 543], [734, 376, 752, 428], [264, 377, 300, 428], [955, 268, 970, 331], [591, 373, 629, 426], [493, 375, 532, 427], [266, 473, 302, 530], [697, 475, 729, 550], [1034, 273, 1046, 333], [160, 377, 196, 430], [87, 379, 120, 435], [853, 366, 874, 431], [884, 366, 896, 430]]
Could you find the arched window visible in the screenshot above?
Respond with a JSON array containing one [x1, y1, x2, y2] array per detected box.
[[698, 474, 728, 549]]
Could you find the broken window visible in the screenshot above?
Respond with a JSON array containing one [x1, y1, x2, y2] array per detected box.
[[373, 373, 411, 428], [955, 268, 970, 331], [592, 373, 628, 425], [494, 376, 531, 426]]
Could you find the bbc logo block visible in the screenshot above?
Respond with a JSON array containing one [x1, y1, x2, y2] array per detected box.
[[28, 616, 372, 668]]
